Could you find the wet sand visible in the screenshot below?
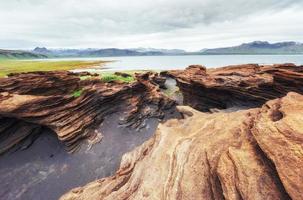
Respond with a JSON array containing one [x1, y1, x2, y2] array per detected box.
[[0, 113, 163, 200]]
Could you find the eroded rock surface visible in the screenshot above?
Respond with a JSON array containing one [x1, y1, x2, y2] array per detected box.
[[164, 63, 303, 111], [0, 71, 175, 153], [61, 92, 303, 200]]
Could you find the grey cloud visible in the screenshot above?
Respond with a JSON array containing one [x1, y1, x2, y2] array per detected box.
[[0, 0, 302, 49]]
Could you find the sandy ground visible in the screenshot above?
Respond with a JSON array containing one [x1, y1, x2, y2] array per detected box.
[[0, 113, 165, 200]]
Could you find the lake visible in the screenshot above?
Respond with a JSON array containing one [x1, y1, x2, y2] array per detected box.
[[44, 55, 303, 72]]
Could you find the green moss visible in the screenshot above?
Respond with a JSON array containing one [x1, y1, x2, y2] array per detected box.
[[101, 74, 135, 83], [80, 75, 93, 80], [72, 89, 83, 98]]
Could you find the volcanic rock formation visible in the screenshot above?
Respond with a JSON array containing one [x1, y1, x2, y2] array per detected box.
[[164, 63, 303, 111], [0, 71, 175, 154], [61, 92, 303, 200]]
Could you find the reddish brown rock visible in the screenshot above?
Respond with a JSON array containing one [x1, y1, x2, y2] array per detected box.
[[252, 93, 303, 199], [0, 71, 176, 153], [0, 71, 80, 95], [165, 63, 303, 111], [60, 92, 303, 200], [136, 71, 167, 89], [0, 117, 42, 154]]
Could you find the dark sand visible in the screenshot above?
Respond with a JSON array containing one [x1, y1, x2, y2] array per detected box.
[[0, 113, 163, 200]]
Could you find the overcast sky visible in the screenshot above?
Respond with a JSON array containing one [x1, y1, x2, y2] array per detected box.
[[0, 0, 302, 51]]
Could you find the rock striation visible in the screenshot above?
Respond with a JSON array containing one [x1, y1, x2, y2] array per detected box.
[[164, 63, 303, 111], [60, 92, 303, 200], [0, 71, 175, 154]]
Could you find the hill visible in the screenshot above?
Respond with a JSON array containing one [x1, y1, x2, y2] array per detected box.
[[32, 47, 165, 57], [200, 41, 303, 54], [0, 49, 47, 59]]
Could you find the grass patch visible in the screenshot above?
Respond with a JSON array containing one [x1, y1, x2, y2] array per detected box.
[[72, 89, 83, 98], [0, 59, 106, 77], [101, 74, 135, 83], [80, 75, 93, 80]]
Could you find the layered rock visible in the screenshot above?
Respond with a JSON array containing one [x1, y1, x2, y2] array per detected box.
[[164, 63, 303, 111], [0, 117, 42, 154], [0, 71, 80, 95], [60, 92, 303, 200], [0, 71, 175, 154]]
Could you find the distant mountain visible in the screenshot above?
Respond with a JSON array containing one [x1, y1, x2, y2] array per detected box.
[[0, 49, 47, 59], [32, 47, 165, 57], [33, 47, 53, 55], [200, 41, 303, 54], [33, 47, 91, 57], [132, 48, 186, 55], [86, 48, 164, 57], [6, 41, 303, 59]]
